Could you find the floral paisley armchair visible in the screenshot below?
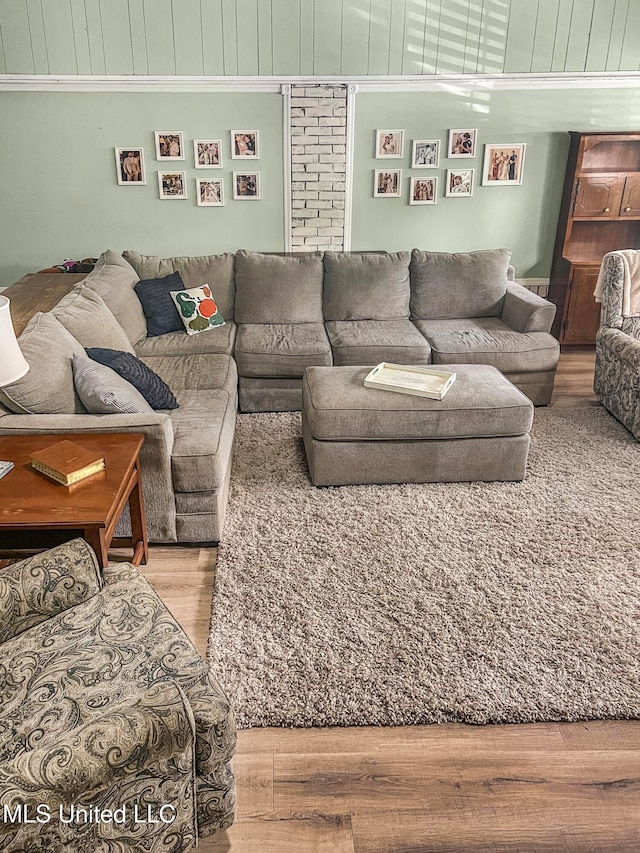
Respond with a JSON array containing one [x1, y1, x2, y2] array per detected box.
[[594, 250, 640, 440], [0, 539, 235, 852]]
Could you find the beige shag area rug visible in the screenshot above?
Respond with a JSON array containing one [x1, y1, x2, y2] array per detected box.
[[207, 407, 640, 728]]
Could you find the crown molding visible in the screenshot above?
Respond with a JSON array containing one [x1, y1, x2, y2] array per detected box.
[[1, 72, 639, 93]]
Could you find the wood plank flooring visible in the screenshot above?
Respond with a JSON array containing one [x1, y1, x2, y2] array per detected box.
[[140, 348, 640, 853]]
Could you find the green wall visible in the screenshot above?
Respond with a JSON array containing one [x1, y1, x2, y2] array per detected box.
[[2, 85, 640, 286], [0, 92, 284, 286], [352, 87, 640, 276]]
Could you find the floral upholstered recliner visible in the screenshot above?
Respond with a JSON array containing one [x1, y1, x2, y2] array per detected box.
[[594, 250, 640, 440], [0, 539, 235, 852]]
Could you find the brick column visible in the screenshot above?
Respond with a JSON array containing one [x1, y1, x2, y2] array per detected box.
[[290, 84, 347, 251]]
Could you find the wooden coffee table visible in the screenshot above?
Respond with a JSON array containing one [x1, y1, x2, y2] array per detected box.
[[0, 433, 148, 569]]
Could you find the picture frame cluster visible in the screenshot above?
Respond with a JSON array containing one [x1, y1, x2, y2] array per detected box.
[[373, 128, 526, 204], [115, 130, 262, 204]]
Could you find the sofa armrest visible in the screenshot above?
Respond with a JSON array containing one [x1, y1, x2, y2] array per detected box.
[[0, 539, 102, 645], [596, 326, 640, 373], [2, 684, 194, 805], [501, 282, 556, 333]]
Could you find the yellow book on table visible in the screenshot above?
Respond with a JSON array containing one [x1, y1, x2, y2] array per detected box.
[[31, 439, 106, 486]]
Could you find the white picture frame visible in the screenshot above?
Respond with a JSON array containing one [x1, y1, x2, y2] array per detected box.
[[231, 131, 259, 159], [194, 139, 222, 169], [158, 171, 187, 199], [375, 129, 404, 159], [155, 132, 185, 161], [447, 129, 477, 158], [233, 172, 260, 199], [197, 178, 224, 206], [411, 139, 440, 168], [409, 176, 438, 205], [374, 169, 402, 197], [482, 143, 526, 186], [114, 147, 146, 185], [445, 169, 474, 197]]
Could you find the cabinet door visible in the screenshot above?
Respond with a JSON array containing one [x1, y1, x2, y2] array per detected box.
[[573, 175, 624, 218], [561, 266, 602, 345], [620, 173, 640, 217]]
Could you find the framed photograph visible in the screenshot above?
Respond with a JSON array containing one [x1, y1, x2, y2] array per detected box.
[[197, 178, 224, 206], [411, 139, 440, 168], [231, 131, 259, 159], [155, 132, 185, 161], [374, 169, 402, 198], [448, 129, 477, 158], [482, 143, 526, 185], [115, 148, 146, 185], [194, 139, 222, 169], [233, 172, 260, 199], [410, 176, 438, 205], [445, 169, 474, 197], [375, 130, 404, 159], [158, 171, 187, 199]]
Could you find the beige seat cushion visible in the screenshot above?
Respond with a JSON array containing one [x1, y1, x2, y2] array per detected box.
[[134, 322, 236, 358], [169, 389, 236, 492], [325, 320, 431, 366], [413, 317, 560, 373], [234, 323, 332, 378], [141, 354, 237, 397]]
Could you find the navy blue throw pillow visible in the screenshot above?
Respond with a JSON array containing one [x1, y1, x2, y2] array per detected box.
[[85, 348, 179, 410], [134, 272, 185, 337]]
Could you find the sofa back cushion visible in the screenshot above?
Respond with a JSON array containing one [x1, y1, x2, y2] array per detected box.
[[82, 250, 147, 345], [323, 251, 411, 321], [410, 248, 511, 320], [0, 313, 86, 414], [52, 285, 135, 353], [234, 251, 324, 323], [124, 250, 236, 321]]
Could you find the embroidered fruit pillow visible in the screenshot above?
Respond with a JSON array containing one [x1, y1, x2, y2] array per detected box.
[[170, 284, 226, 335]]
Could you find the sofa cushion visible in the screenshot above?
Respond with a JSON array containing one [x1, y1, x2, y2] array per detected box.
[[413, 317, 560, 373], [0, 313, 86, 415], [410, 248, 511, 320], [124, 250, 236, 321], [52, 285, 135, 353], [82, 250, 147, 345], [234, 323, 332, 378], [134, 272, 186, 336], [234, 251, 324, 324], [72, 353, 153, 414], [170, 389, 236, 492], [171, 284, 226, 334], [134, 322, 236, 357], [325, 320, 432, 366], [141, 354, 238, 397], [86, 347, 179, 410], [323, 251, 411, 321]]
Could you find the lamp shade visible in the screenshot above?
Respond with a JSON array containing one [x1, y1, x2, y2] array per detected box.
[[0, 295, 29, 386]]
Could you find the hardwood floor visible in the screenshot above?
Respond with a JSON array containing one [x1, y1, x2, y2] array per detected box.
[[140, 348, 640, 853]]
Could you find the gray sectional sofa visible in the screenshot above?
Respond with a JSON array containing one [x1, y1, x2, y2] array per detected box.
[[0, 246, 559, 544]]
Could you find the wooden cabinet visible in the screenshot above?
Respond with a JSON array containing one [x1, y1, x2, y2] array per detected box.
[[548, 132, 640, 345], [560, 265, 602, 345]]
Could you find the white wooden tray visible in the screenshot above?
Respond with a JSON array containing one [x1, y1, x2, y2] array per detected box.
[[363, 363, 457, 400]]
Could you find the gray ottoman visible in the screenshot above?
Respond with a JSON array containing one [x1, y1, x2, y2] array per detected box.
[[302, 364, 534, 486]]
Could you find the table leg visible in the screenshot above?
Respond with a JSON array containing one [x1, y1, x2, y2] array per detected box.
[[128, 462, 149, 565], [83, 528, 109, 569]]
